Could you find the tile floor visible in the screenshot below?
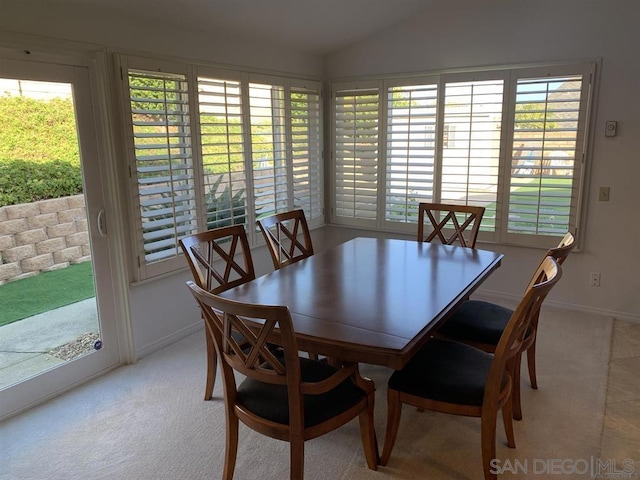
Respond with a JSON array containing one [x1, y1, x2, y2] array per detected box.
[[600, 319, 640, 460]]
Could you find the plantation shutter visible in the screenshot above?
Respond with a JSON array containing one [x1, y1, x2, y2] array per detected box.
[[290, 82, 323, 224], [506, 65, 590, 241], [333, 86, 380, 225], [384, 82, 437, 225], [441, 77, 504, 235], [196, 75, 248, 230], [249, 79, 289, 220], [126, 66, 197, 277]]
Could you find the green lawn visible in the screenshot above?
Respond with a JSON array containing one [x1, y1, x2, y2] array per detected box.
[[0, 262, 95, 327]]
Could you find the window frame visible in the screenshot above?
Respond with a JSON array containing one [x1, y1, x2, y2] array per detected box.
[[330, 61, 596, 249], [117, 55, 324, 281]]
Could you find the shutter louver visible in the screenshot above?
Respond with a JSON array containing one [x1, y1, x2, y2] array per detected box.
[[250, 82, 289, 220], [197, 76, 248, 230], [128, 70, 197, 264], [441, 80, 503, 232], [334, 89, 379, 221], [508, 75, 583, 236], [291, 86, 322, 220], [385, 83, 437, 223]]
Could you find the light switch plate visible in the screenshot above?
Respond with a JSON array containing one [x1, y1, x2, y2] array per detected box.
[[605, 121, 617, 137]]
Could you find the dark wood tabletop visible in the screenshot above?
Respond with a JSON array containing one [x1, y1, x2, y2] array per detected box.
[[220, 237, 503, 369]]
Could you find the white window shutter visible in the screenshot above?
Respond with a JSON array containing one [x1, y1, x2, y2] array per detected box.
[[507, 71, 588, 239], [197, 75, 248, 230], [249, 81, 289, 220], [385, 82, 438, 225], [334, 87, 380, 224], [126, 68, 197, 273], [290, 84, 323, 223], [441, 78, 504, 234]]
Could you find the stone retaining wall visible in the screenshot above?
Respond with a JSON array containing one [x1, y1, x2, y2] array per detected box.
[[0, 195, 90, 286]]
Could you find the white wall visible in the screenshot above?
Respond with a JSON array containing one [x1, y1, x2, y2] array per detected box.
[[325, 0, 640, 320]]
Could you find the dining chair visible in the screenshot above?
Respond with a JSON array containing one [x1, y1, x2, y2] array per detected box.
[[186, 281, 379, 480], [380, 256, 561, 480], [417, 202, 486, 248], [179, 225, 256, 400], [257, 209, 320, 359], [436, 231, 576, 419], [257, 209, 314, 270]]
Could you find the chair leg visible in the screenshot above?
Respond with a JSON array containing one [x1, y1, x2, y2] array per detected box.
[[204, 329, 217, 401], [527, 338, 538, 389], [358, 394, 379, 470], [481, 406, 499, 480], [223, 414, 238, 480], [501, 399, 516, 449], [512, 352, 523, 421], [290, 436, 304, 480], [380, 389, 402, 466]]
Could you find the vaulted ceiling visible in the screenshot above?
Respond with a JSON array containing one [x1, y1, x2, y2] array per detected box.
[[54, 0, 437, 55]]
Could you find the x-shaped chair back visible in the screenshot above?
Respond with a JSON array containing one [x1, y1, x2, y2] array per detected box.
[[418, 202, 486, 248], [189, 282, 295, 385], [258, 209, 314, 270], [179, 225, 256, 294]]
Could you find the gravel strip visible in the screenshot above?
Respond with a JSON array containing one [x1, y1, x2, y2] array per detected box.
[[49, 332, 100, 361]]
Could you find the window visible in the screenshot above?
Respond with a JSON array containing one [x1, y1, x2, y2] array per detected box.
[[331, 62, 594, 247], [506, 69, 587, 241], [123, 63, 198, 279], [333, 85, 379, 227], [119, 56, 323, 280], [249, 78, 288, 220], [290, 84, 323, 220], [197, 75, 247, 232], [385, 80, 438, 224], [440, 74, 505, 232]]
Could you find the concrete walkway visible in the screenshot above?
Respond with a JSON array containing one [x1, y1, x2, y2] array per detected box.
[[0, 298, 98, 389]]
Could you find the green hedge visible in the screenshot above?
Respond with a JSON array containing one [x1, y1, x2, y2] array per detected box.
[[0, 95, 83, 206], [0, 159, 83, 206], [0, 96, 80, 165]]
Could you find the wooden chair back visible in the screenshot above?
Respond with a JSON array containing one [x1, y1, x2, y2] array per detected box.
[[548, 231, 575, 266], [525, 231, 575, 290], [179, 225, 255, 294], [488, 256, 561, 399], [417, 202, 485, 248], [187, 281, 300, 399], [257, 209, 314, 269]]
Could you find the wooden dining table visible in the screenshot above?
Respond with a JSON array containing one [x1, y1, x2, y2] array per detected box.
[[220, 237, 503, 370]]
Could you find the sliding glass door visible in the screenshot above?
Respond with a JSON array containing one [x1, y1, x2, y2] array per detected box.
[[0, 56, 121, 420]]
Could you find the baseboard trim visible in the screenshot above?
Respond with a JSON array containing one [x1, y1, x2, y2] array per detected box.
[[475, 289, 640, 324], [137, 322, 203, 360]]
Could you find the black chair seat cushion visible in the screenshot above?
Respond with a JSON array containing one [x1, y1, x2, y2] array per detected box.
[[438, 300, 513, 346], [237, 358, 365, 428], [388, 338, 495, 406]]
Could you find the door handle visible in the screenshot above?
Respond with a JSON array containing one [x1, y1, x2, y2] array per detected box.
[[97, 209, 108, 237]]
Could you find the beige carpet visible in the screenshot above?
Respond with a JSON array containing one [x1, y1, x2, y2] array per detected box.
[[0, 306, 613, 480]]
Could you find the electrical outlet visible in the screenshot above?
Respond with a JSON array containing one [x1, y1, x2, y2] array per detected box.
[[589, 272, 601, 287], [598, 187, 610, 202]]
